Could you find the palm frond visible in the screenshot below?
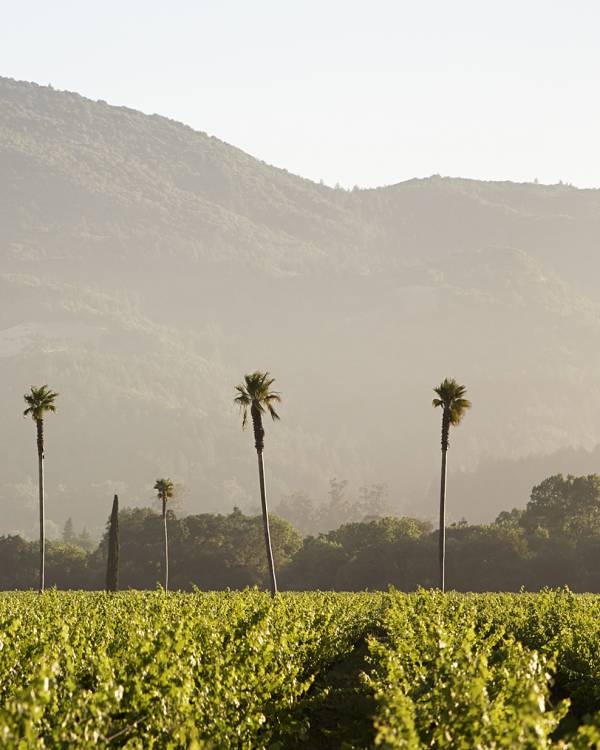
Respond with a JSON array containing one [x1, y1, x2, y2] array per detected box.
[[267, 403, 280, 421], [432, 378, 471, 424], [154, 478, 174, 502], [23, 385, 59, 421], [234, 370, 282, 427]]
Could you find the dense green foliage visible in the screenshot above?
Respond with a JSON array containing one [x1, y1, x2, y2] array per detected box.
[[0, 590, 381, 748], [0, 508, 304, 591], [369, 590, 600, 748], [4, 472, 600, 592], [3, 590, 600, 747]]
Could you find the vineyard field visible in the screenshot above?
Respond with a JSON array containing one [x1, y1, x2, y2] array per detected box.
[[1, 590, 600, 748]]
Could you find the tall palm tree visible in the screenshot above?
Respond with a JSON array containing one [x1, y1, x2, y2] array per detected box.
[[154, 478, 174, 591], [234, 371, 281, 598], [23, 385, 59, 592], [432, 378, 471, 592]]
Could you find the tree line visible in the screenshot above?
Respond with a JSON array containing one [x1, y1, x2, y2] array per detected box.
[[22, 373, 471, 594], [2, 472, 600, 591]]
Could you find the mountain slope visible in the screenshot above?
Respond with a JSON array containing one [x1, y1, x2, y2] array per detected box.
[[2, 76, 600, 534]]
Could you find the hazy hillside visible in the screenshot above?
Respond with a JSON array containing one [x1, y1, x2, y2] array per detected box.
[[2, 76, 600, 536]]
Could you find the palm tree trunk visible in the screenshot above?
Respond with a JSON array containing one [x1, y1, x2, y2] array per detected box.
[[162, 497, 169, 592], [438, 447, 447, 592], [37, 419, 45, 593], [256, 450, 277, 597]]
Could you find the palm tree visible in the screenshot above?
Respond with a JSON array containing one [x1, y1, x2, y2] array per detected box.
[[23, 385, 59, 592], [154, 478, 174, 591], [234, 371, 281, 597], [432, 378, 471, 592]]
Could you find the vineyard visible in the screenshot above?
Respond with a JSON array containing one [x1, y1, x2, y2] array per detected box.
[[2, 590, 600, 748]]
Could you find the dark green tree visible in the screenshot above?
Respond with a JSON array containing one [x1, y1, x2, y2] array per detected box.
[[76, 527, 94, 552], [106, 494, 119, 592], [23, 384, 59, 592], [522, 474, 600, 539], [432, 378, 471, 592], [495, 508, 524, 528], [62, 517, 75, 544], [234, 371, 281, 597], [154, 479, 174, 591]]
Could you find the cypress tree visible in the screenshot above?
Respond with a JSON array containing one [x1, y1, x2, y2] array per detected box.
[[106, 494, 119, 592]]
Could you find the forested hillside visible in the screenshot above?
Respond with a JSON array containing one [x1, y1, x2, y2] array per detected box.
[[2, 76, 600, 537]]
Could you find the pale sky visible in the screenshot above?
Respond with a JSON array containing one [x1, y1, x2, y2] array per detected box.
[[2, 0, 599, 188]]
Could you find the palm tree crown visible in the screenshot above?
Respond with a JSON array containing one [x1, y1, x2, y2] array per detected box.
[[154, 478, 174, 505], [234, 371, 281, 451], [432, 378, 471, 449], [23, 385, 59, 423]]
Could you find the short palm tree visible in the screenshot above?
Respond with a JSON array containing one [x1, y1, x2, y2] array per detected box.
[[23, 385, 59, 592], [432, 378, 471, 592], [154, 478, 174, 591], [234, 371, 281, 597]]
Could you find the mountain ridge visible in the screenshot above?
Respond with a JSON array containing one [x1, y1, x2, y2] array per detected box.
[[2, 75, 600, 537]]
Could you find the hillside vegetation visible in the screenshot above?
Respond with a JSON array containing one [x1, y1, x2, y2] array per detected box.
[[2, 76, 600, 535]]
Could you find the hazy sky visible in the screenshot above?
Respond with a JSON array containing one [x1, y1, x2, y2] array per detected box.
[[2, 1, 599, 188]]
